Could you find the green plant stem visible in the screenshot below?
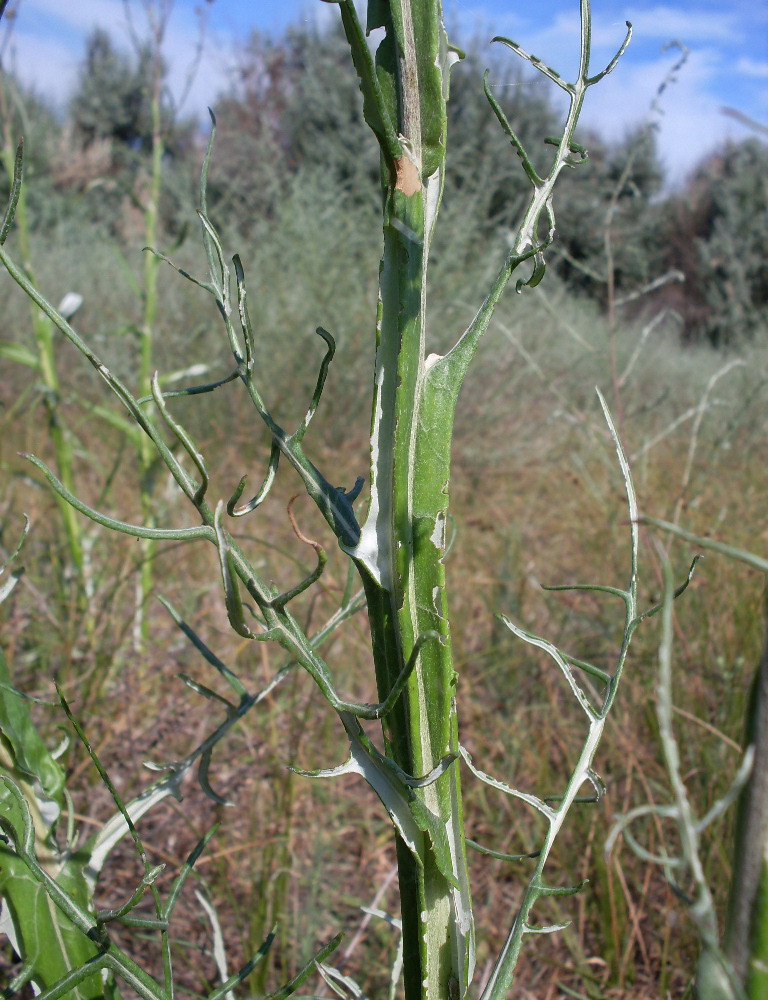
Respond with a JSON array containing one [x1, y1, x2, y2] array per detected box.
[[726, 603, 768, 999], [135, 46, 165, 644], [365, 169, 470, 1000], [0, 139, 84, 578], [331, 4, 472, 997]]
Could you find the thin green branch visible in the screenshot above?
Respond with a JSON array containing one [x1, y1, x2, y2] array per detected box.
[[483, 71, 542, 186], [227, 444, 280, 517], [150, 372, 209, 503], [491, 37, 570, 93], [466, 841, 540, 863], [158, 596, 248, 699], [642, 518, 768, 573], [291, 327, 336, 444], [0, 137, 22, 245], [23, 455, 214, 541], [96, 866, 165, 924], [264, 933, 344, 1000], [586, 22, 633, 85], [58, 688, 164, 920], [137, 367, 240, 404]]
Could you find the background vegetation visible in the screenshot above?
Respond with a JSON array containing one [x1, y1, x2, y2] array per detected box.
[[1, 9, 767, 998]]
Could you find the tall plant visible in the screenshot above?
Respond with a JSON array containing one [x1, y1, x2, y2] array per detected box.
[[0, 3, 694, 999]]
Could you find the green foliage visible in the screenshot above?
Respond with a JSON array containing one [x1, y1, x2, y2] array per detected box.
[[282, 22, 382, 204], [70, 27, 191, 161], [0, 72, 58, 183], [554, 126, 665, 300], [71, 28, 155, 153], [0, 71, 72, 232], [661, 139, 768, 345], [0, 665, 103, 1000], [4, 2, 766, 353], [210, 21, 381, 227]]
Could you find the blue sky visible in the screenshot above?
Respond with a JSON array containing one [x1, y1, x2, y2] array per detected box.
[[2, 0, 766, 185]]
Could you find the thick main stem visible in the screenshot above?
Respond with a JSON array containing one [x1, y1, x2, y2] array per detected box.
[[363, 185, 470, 1000], [349, 3, 473, 997]]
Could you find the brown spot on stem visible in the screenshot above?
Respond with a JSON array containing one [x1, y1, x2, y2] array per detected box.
[[395, 156, 420, 196]]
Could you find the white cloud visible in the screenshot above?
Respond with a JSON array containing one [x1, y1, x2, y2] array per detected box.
[[621, 5, 741, 44], [6, 0, 234, 120], [577, 47, 743, 185], [736, 57, 768, 80]]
